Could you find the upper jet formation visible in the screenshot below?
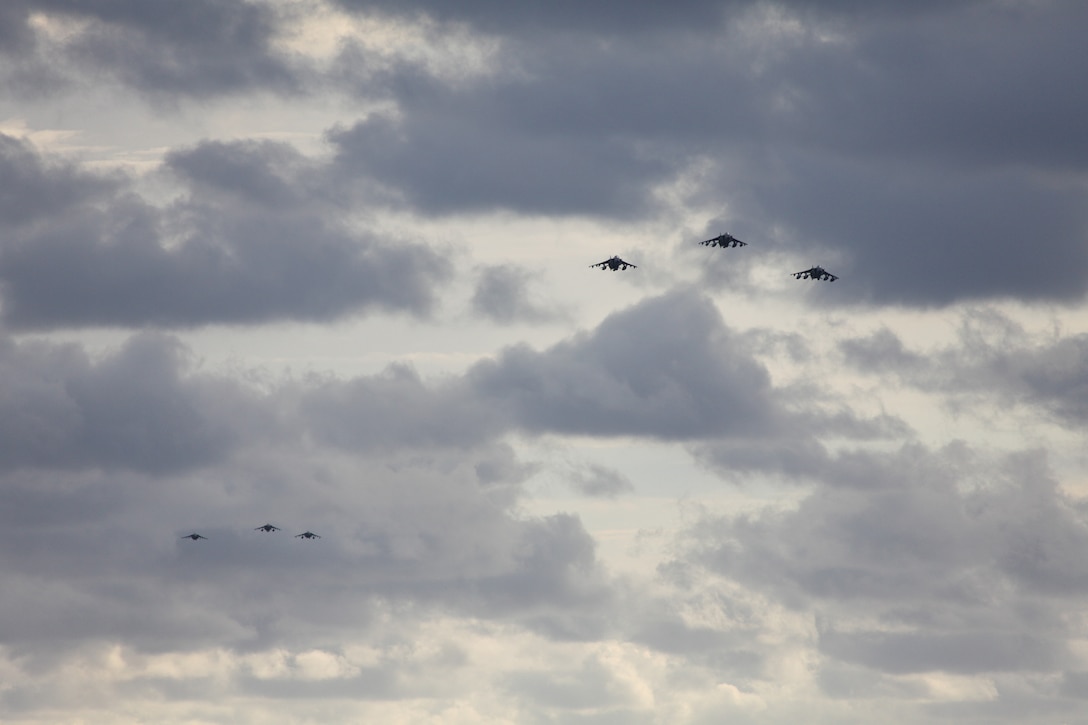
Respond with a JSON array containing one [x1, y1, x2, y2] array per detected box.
[[181, 533, 207, 540], [699, 233, 747, 248], [254, 524, 281, 532], [793, 266, 838, 282], [590, 256, 637, 271]]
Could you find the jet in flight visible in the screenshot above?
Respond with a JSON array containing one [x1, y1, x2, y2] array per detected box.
[[295, 531, 321, 540], [793, 266, 839, 282], [699, 233, 747, 248], [181, 533, 208, 540], [590, 256, 637, 271], [254, 524, 281, 532]]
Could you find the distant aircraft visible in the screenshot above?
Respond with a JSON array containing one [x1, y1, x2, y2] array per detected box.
[[181, 533, 208, 540], [792, 266, 839, 282], [254, 524, 281, 532], [589, 256, 637, 271], [295, 531, 321, 540], [699, 233, 747, 248]]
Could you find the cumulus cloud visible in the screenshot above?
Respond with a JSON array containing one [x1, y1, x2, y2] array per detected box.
[[0, 135, 453, 329], [6, 1, 1088, 721], [468, 289, 780, 439], [0, 332, 257, 472], [675, 445, 1088, 685]]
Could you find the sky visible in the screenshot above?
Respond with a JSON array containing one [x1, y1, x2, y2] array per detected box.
[[2, 0, 1088, 722]]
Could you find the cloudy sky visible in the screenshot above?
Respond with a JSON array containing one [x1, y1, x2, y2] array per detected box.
[[2, 0, 1088, 722]]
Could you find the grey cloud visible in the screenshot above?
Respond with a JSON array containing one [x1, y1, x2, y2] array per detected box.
[[0, 133, 119, 228], [739, 152, 1088, 306], [468, 289, 778, 439], [0, 446, 616, 661], [329, 109, 675, 218], [838, 328, 926, 374], [330, 0, 980, 36], [333, 1, 1088, 305], [0, 138, 452, 329], [0, 3, 34, 54], [296, 288, 895, 462], [471, 264, 565, 325], [675, 444, 1088, 677], [331, 0, 736, 34], [841, 319, 1088, 427], [164, 139, 317, 209], [501, 655, 646, 712], [0, 332, 251, 472], [818, 629, 1064, 676], [10, 0, 300, 98], [297, 362, 503, 452], [565, 463, 634, 498], [781, 2, 1088, 172]]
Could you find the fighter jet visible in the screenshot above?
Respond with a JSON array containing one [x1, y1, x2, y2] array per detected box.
[[254, 524, 281, 532], [793, 266, 839, 282], [699, 233, 747, 248], [295, 531, 321, 540], [590, 256, 637, 271], [181, 533, 208, 540]]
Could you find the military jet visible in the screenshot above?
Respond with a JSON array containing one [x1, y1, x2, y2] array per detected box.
[[793, 266, 838, 282], [181, 533, 208, 541], [254, 524, 281, 532], [590, 256, 637, 271], [699, 233, 747, 248], [295, 531, 321, 540]]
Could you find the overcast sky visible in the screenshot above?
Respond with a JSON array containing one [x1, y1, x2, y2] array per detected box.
[[3, 1, 1088, 722]]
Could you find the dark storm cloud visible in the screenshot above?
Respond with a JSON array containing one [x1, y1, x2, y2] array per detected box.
[[330, 0, 1088, 305], [0, 3, 34, 54], [0, 332, 255, 472], [0, 134, 119, 227], [675, 444, 1088, 678], [330, 0, 982, 35], [328, 109, 675, 218], [164, 139, 316, 208], [740, 152, 1088, 306], [0, 137, 452, 328], [330, 0, 735, 34], [4, 0, 299, 98]]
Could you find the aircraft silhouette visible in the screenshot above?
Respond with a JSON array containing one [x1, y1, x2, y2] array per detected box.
[[699, 233, 747, 248], [254, 524, 281, 532], [295, 531, 321, 540], [793, 266, 838, 282], [181, 533, 208, 540], [589, 256, 637, 271]]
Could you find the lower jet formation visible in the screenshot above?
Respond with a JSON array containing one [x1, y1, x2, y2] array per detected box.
[[295, 531, 321, 540], [181, 533, 207, 540], [590, 256, 637, 271], [793, 266, 839, 282], [699, 233, 747, 248]]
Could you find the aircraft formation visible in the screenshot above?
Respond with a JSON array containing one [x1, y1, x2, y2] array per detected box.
[[181, 525, 321, 541], [591, 232, 839, 282]]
